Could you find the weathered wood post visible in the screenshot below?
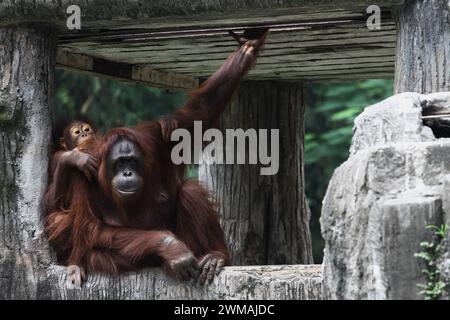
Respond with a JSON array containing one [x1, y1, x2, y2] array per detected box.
[[0, 27, 57, 298], [394, 0, 450, 93], [199, 81, 313, 265]]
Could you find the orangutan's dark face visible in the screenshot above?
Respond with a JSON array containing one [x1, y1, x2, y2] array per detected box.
[[107, 137, 144, 203]]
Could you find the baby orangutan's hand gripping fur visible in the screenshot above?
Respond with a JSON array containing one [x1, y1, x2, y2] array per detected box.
[[43, 28, 269, 287]]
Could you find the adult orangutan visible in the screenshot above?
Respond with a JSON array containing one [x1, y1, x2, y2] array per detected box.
[[43, 28, 269, 286]]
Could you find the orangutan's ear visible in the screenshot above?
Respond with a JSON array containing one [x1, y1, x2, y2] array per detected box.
[[59, 137, 68, 150]]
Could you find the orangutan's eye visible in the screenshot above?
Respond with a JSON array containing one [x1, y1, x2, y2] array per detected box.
[[74, 129, 80, 135]]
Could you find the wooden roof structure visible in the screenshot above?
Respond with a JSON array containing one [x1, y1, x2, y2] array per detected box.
[[1, 0, 404, 89]]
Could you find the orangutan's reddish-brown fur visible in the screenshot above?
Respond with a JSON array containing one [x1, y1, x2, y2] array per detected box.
[[43, 29, 268, 281], [44, 121, 100, 264]]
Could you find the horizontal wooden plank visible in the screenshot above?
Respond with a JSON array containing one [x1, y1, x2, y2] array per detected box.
[[149, 51, 395, 68], [59, 13, 393, 43], [251, 64, 394, 76], [127, 46, 396, 70], [75, 15, 366, 35], [59, 15, 396, 44], [72, 7, 396, 33], [183, 66, 395, 80], [0, 0, 404, 28], [287, 75, 392, 81], [256, 71, 394, 81], [61, 24, 396, 50], [68, 41, 395, 64], [44, 264, 323, 300], [56, 50, 198, 90]]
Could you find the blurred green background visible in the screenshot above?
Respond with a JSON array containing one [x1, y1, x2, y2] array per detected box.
[[54, 69, 393, 263], [304, 80, 393, 262]]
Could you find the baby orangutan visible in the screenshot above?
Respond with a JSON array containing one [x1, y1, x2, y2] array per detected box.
[[43, 120, 99, 286]]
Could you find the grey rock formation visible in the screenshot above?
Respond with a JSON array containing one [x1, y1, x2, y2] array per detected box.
[[322, 92, 450, 300]]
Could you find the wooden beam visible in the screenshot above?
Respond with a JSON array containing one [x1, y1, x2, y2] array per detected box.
[[57, 18, 397, 81], [42, 264, 322, 300], [58, 14, 395, 43], [0, 1, 404, 28], [3, 0, 401, 81], [56, 50, 198, 90], [63, 26, 396, 51]]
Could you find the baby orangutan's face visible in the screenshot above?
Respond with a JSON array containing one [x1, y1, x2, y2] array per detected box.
[[70, 122, 94, 147]]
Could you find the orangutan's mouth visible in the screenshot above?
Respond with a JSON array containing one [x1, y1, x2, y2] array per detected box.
[[117, 189, 139, 195]]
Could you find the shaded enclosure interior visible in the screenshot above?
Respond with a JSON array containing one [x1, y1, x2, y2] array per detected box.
[[54, 70, 395, 263]]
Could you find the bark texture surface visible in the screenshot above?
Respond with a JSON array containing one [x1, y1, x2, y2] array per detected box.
[[0, 27, 56, 299], [42, 265, 322, 300], [394, 0, 450, 93], [200, 81, 313, 266]]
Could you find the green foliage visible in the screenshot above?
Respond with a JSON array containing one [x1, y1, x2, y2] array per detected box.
[[305, 80, 393, 263], [186, 165, 199, 179], [415, 224, 448, 300], [305, 80, 393, 166], [54, 70, 186, 133]]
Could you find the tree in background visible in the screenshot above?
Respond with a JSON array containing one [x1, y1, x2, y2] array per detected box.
[[55, 70, 393, 263], [305, 80, 394, 262]]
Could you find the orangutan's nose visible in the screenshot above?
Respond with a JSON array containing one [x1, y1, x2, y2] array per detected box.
[[123, 171, 132, 177]]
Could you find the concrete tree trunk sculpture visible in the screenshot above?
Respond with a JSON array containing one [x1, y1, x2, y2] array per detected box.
[[394, 0, 450, 93], [199, 81, 313, 266], [0, 27, 56, 298]]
